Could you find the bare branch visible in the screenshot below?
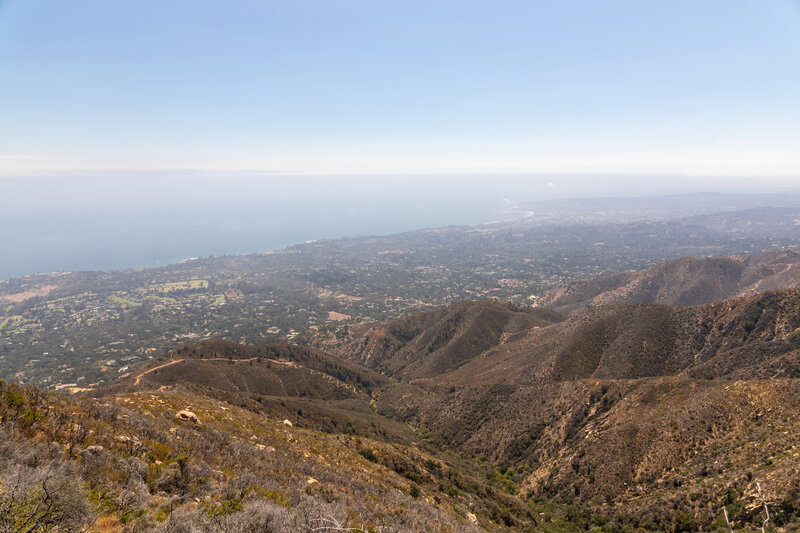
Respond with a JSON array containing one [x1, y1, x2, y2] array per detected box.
[[723, 508, 733, 533], [756, 481, 770, 533]]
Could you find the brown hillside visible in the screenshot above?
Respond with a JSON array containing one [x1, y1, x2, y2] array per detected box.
[[75, 290, 800, 531], [116, 339, 389, 397], [352, 287, 800, 529], [1, 379, 531, 532], [99, 339, 411, 440], [540, 249, 800, 315], [324, 300, 561, 381], [378, 377, 800, 531], [425, 289, 800, 387]]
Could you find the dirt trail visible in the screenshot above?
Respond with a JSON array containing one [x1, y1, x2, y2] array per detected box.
[[132, 356, 342, 388], [134, 359, 185, 385], [133, 357, 276, 386]]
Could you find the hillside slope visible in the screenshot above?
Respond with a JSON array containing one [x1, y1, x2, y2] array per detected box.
[[2, 379, 539, 532], [539, 249, 800, 315], [329, 289, 800, 530], [334, 289, 800, 388], [98, 339, 422, 442], [319, 300, 561, 381], [6, 277, 800, 530], [378, 377, 800, 531], [122, 339, 388, 398]]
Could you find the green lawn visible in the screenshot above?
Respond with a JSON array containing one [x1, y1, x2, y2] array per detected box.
[[111, 296, 142, 307], [150, 279, 209, 293], [0, 315, 22, 331]]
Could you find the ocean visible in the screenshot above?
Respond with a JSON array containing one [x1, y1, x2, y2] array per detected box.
[[4, 172, 766, 281], [0, 176, 522, 280]]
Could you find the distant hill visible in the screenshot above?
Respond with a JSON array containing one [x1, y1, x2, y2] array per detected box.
[[509, 191, 800, 225], [539, 249, 800, 315], [682, 206, 800, 239], [429, 290, 800, 385]]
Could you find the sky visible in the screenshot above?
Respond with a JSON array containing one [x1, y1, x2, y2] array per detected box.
[[1, 0, 799, 180]]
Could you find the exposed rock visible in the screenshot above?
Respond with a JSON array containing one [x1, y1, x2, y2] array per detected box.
[[176, 410, 199, 423], [115, 435, 141, 446], [282, 419, 293, 427]]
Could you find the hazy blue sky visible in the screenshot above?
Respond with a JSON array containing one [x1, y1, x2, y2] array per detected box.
[[1, 1, 799, 179]]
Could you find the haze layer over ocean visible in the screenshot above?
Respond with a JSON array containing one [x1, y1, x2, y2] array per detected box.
[[1, 173, 790, 280]]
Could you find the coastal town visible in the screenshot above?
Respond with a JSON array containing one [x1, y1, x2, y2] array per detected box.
[[2, 210, 789, 389]]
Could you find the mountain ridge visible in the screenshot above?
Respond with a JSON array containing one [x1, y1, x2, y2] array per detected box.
[[539, 249, 800, 315]]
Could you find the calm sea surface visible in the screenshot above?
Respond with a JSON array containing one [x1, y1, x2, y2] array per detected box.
[[5, 172, 752, 281], [0, 196, 512, 281]]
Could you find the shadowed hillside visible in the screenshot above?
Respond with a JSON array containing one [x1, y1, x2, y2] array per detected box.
[[320, 300, 561, 381], [122, 339, 389, 398], [100, 339, 416, 441]]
